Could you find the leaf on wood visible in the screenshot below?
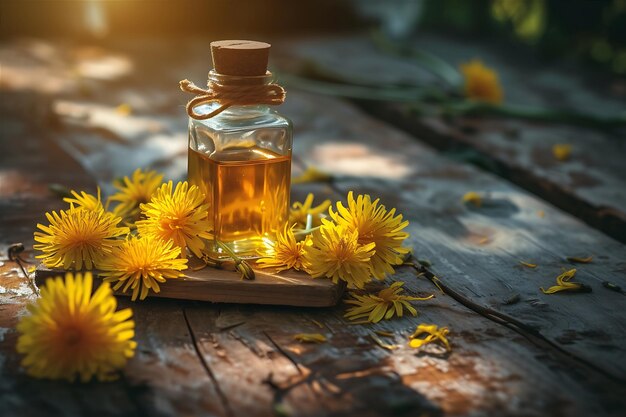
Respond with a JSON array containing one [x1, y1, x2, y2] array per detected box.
[[293, 333, 327, 343], [519, 261, 538, 268], [311, 319, 325, 329], [566, 255, 593, 264], [370, 332, 398, 351]]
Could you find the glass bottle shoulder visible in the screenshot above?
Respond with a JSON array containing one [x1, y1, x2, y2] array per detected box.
[[189, 104, 292, 157], [189, 103, 292, 133]]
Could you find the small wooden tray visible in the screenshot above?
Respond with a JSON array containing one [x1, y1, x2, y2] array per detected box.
[[34, 259, 345, 307]]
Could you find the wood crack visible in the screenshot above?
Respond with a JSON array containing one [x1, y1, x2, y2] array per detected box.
[[263, 331, 304, 374], [407, 262, 626, 385], [182, 307, 234, 417]]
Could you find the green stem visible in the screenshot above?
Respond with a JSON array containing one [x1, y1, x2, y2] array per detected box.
[[370, 29, 463, 88], [280, 71, 626, 131], [215, 240, 256, 280], [280, 73, 442, 103], [442, 101, 626, 130], [293, 225, 321, 240]]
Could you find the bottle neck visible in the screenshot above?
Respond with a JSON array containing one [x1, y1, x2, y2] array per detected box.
[[208, 70, 273, 88], [206, 70, 276, 116]]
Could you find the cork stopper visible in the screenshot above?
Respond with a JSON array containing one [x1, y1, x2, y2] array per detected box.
[[210, 40, 271, 76]]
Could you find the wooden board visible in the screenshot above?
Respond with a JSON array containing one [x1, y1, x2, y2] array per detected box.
[[1, 37, 626, 417], [35, 261, 344, 307], [283, 91, 626, 381]]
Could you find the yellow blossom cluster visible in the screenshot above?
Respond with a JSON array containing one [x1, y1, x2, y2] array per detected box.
[[32, 170, 216, 301], [27, 168, 415, 384], [24, 167, 220, 383], [258, 191, 411, 289]]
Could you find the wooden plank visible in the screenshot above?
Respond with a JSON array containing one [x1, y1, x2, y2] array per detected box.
[[2, 37, 626, 417], [183, 305, 326, 417], [123, 299, 228, 417], [276, 34, 626, 243], [0, 91, 224, 417], [183, 267, 626, 417], [280, 91, 626, 383], [35, 262, 344, 307]]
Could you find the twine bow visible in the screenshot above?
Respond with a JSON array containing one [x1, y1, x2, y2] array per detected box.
[[179, 75, 286, 120]]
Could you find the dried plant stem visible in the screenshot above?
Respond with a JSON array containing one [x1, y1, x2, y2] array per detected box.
[[215, 240, 255, 280]]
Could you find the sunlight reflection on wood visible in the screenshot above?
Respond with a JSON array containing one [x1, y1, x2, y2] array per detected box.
[[310, 142, 413, 179]]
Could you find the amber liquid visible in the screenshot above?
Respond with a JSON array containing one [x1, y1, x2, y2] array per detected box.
[[188, 146, 291, 258]]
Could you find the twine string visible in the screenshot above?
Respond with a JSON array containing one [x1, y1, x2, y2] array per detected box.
[[179, 74, 286, 120]]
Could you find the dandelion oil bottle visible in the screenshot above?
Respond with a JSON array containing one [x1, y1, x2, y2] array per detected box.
[[187, 40, 292, 258]]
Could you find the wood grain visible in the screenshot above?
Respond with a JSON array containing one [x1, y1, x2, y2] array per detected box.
[[276, 34, 626, 243], [283, 91, 626, 382], [1, 37, 625, 417]]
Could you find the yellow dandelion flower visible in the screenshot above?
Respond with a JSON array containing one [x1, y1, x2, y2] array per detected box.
[[289, 193, 331, 229], [34, 205, 129, 270], [304, 221, 375, 289], [63, 188, 103, 211], [100, 236, 188, 301], [329, 191, 409, 280], [460, 59, 504, 104], [136, 181, 211, 258], [109, 168, 164, 219], [345, 281, 433, 323], [408, 323, 451, 351], [257, 224, 312, 272], [16, 272, 136, 382], [552, 144, 572, 161]]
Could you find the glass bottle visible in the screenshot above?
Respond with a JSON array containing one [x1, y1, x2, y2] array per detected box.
[[187, 41, 292, 259]]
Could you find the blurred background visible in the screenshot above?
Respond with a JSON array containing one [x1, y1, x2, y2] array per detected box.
[[2, 0, 626, 75], [2, 0, 625, 241]]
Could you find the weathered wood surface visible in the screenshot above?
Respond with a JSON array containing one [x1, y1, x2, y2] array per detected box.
[[276, 35, 626, 243], [35, 262, 345, 307], [1, 38, 626, 417], [286, 94, 626, 381]]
